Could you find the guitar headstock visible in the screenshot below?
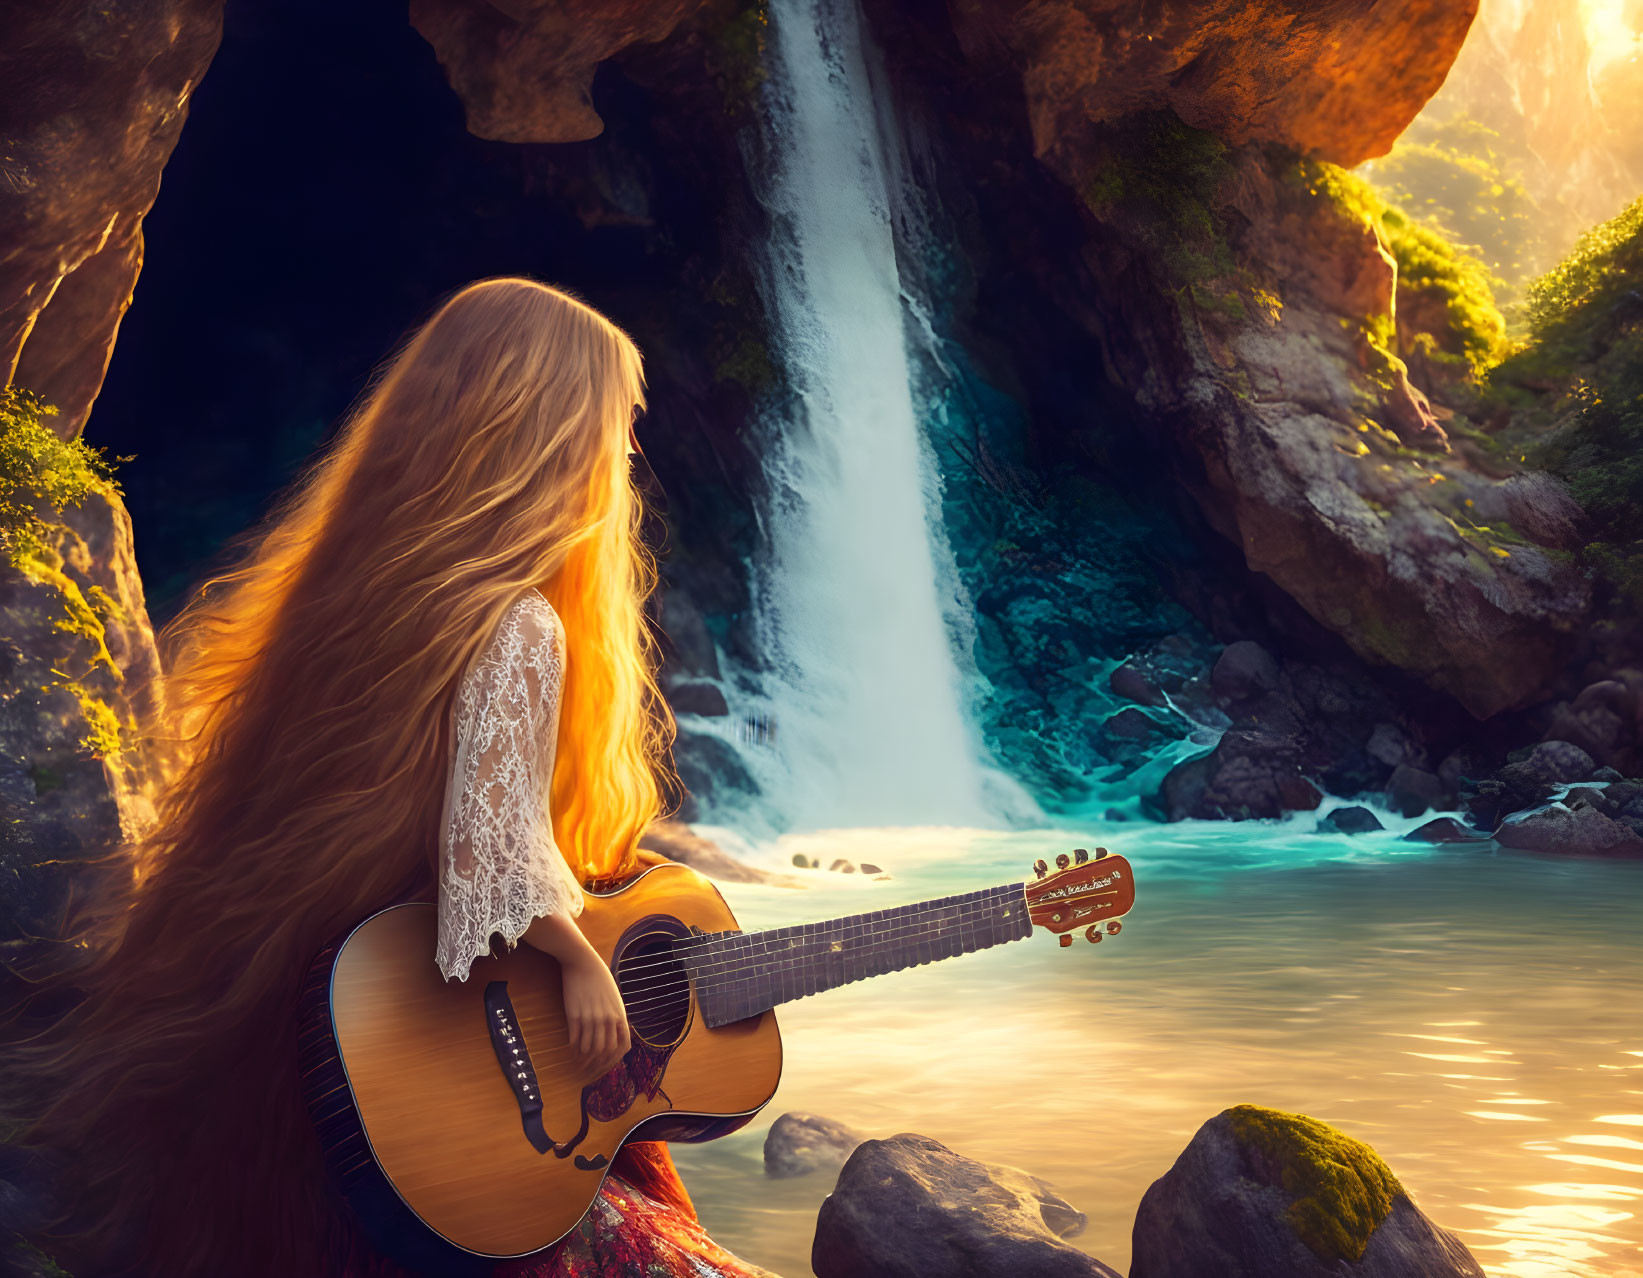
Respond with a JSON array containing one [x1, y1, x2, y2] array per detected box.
[[1023, 848, 1135, 947]]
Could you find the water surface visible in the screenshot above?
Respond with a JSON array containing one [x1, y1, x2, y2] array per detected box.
[[673, 813, 1643, 1278]]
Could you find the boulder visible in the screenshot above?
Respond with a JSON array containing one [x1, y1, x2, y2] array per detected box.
[[668, 679, 730, 717], [1211, 641, 1281, 703], [1161, 730, 1322, 821], [813, 1134, 1114, 1278], [1495, 804, 1643, 858], [1130, 1105, 1485, 1278], [1404, 818, 1487, 844], [1514, 740, 1598, 786], [945, 0, 1479, 176], [764, 1112, 865, 1179], [1385, 765, 1445, 818], [1315, 806, 1384, 834]]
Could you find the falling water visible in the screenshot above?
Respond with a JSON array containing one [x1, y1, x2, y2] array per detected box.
[[732, 0, 1011, 832]]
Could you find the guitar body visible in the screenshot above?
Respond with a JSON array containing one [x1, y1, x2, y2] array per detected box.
[[299, 862, 781, 1270]]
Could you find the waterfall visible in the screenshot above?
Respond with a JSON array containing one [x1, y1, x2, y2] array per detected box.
[[728, 0, 1011, 833]]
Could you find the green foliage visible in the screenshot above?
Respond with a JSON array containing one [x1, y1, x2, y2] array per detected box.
[[0, 387, 123, 570], [1525, 193, 1643, 337], [1296, 159, 1506, 383], [1364, 115, 1549, 296], [0, 386, 134, 760], [1080, 111, 1244, 308], [1484, 195, 1643, 605], [1226, 1104, 1403, 1264], [705, 0, 770, 116], [1381, 207, 1507, 376]]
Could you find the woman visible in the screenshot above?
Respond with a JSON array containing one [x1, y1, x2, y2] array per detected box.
[[1, 277, 773, 1277]]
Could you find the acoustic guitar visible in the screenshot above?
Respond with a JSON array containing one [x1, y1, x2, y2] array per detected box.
[[299, 847, 1136, 1273]]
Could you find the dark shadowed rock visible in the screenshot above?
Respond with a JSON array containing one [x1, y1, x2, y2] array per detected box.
[[1211, 641, 1281, 703], [1495, 804, 1643, 858], [1316, 806, 1384, 834], [1130, 1106, 1485, 1278], [1404, 818, 1488, 843], [1386, 765, 1446, 818], [813, 1134, 1115, 1278], [1109, 660, 1166, 707], [1516, 740, 1598, 785], [1162, 730, 1322, 821], [668, 679, 729, 717], [764, 1112, 865, 1179]]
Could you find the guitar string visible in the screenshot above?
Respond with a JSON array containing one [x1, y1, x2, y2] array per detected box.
[[592, 862, 1122, 984], [599, 882, 1029, 991], [586, 880, 1033, 984], [537, 886, 1076, 1043], [613, 890, 1030, 1018], [586, 879, 1126, 1023], [599, 875, 1122, 992], [502, 890, 1042, 1075], [458, 878, 1129, 1078]]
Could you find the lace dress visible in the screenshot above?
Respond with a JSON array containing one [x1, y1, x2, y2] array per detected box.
[[426, 588, 775, 1278]]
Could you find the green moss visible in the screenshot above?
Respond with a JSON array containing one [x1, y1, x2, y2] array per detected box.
[[0, 386, 133, 760], [1226, 1104, 1403, 1263], [1079, 111, 1249, 315], [714, 334, 779, 394], [704, 0, 770, 116], [1294, 160, 1506, 386]]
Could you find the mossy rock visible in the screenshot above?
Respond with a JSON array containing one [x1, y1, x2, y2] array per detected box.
[[1225, 1104, 1402, 1263]]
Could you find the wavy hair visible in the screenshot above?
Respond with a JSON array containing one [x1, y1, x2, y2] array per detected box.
[[0, 276, 680, 1275]]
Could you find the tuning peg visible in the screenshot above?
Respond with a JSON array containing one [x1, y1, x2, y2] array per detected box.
[[1055, 853, 1071, 870], [1074, 848, 1089, 864], [1106, 920, 1122, 936], [1058, 934, 1073, 948], [1084, 925, 1103, 943], [1033, 859, 1048, 879], [1094, 846, 1109, 859]]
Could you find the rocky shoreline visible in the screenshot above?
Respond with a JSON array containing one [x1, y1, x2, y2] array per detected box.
[[762, 1105, 1486, 1278]]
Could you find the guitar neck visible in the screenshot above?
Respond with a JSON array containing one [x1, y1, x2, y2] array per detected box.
[[679, 882, 1033, 1028]]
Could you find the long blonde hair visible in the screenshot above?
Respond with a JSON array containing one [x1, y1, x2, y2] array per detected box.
[[1, 276, 679, 1275]]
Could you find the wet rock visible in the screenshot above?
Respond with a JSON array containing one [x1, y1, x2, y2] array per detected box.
[[1366, 723, 1422, 769], [1162, 730, 1322, 821], [1101, 707, 1162, 740], [1515, 740, 1598, 785], [1130, 1105, 1485, 1278], [1591, 766, 1628, 784], [858, 862, 885, 876], [1316, 806, 1384, 834], [1564, 786, 1616, 815], [1495, 804, 1643, 858], [813, 1133, 1115, 1278], [638, 819, 800, 886], [1403, 818, 1486, 844], [1211, 641, 1280, 703], [764, 1112, 865, 1179], [1386, 765, 1446, 818], [1109, 661, 1166, 707], [1437, 745, 1495, 792], [1605, 780, 1642, 812], [668, 679, 729, 717], [828, 859, 857, 874]]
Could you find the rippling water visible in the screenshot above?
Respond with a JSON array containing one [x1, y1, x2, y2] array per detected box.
[[670, 810, 1643, 1277]]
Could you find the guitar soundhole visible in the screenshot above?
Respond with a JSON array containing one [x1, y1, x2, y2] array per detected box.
[[616, 933, 692, 1049]]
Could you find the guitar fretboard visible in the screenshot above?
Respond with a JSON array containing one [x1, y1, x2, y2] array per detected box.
[[678, 882, 1032, 1028]]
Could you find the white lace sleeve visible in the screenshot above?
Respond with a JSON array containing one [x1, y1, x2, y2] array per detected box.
[[435, 589, 585, 983]]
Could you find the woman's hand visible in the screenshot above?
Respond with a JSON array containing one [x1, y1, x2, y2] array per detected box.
[[522, 908, 631, 1078], [559, 949, 631, 1078]]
